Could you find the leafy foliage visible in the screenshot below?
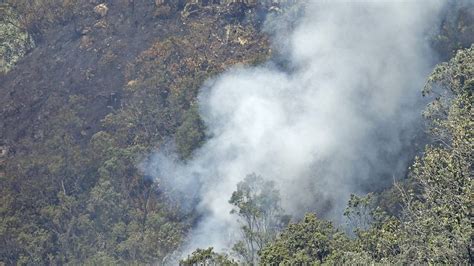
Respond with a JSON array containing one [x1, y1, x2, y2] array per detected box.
[[394, 44, 473, 263], [179, 247, 237, 266], [260, 213, 353, 264], [229, 173, 289, 264], [261, 45, 473, 265]]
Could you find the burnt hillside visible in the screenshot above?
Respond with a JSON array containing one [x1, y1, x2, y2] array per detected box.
[[1, 1, 473, 265], [1, 1, 275, 263]]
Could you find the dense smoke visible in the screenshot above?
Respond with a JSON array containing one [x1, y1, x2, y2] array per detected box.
[[145, 0, 444, 255]]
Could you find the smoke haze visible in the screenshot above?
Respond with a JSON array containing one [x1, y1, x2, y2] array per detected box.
[[145, 0, 445, 254]]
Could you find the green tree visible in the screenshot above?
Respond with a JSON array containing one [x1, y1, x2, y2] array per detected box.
[[394, 45, 473, 264], [344, 45, 473, 264], [229, 173, 289, 265], [260, 213, 354, 265], [179, 247, 237, 266], [260, 46, 473, 264]]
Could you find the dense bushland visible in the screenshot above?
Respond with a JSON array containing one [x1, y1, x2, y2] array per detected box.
[[1, 1, 472, 265]]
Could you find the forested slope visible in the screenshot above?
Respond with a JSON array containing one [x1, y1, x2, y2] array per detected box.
[[0, 0, 473, 265], [259, 45, 473, 264], [1, 1, 272, 264]]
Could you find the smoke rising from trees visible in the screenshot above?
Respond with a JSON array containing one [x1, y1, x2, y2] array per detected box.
[[144, 0, 445, 254]]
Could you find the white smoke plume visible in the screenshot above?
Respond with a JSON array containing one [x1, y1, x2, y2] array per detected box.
[[145, 0, 445, 255]]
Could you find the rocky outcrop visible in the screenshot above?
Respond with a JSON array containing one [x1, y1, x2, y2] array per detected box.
[[0, 5, 35, 73], [93, 3, 108, 17], [0, 144, 7, 178]]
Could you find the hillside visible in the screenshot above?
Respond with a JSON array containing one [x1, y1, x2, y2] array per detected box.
[[1, 1, 473, 265], [1, 1, 274, 263]]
